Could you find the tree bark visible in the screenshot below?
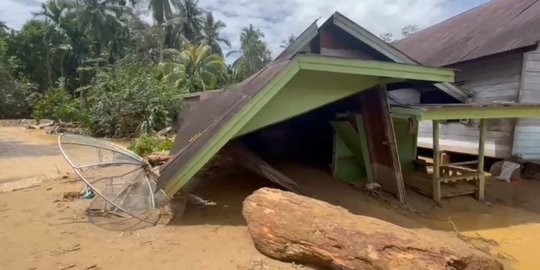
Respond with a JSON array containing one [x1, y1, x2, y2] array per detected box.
[[158, 24, 164, 63], [242, 188, 503, 270]]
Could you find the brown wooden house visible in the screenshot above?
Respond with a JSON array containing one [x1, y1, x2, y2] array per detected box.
[[395, 0, 540, 159]]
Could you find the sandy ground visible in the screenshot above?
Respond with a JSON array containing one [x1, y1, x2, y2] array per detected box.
[[0, 127, 71, 183], [0, 126, 299, 270], [0, 126, 539, 269]]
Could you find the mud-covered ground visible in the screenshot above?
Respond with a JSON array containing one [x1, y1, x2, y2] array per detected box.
[[2, 126, 539, 269]]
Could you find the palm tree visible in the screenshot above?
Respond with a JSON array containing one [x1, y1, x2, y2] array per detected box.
[[233, 24, 272, 80], [178, 0, 204, 43], [202, 12, 230, 56], [76, 0, 129, 57], [160, 44, 226, 92], [280, 34, 296, 49], [148, 0, 181, 62], [163, 15, 186, 49], [34, 0, 70, 88]]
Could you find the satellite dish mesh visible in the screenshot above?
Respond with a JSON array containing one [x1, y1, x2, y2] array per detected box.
[[58, 134, 170, 231]]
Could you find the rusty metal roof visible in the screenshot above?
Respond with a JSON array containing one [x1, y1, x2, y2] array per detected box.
[[395, 0, 540, 67], [158, 58, 292, 191]]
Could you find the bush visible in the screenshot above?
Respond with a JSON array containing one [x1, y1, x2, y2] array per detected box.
[[128, 134, 173, 156], [0, 63, 37, 119], [86, 60, 182, 137], [32, 87, 89, 123]]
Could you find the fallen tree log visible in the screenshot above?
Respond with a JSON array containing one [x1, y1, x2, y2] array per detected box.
[[242, 188, 503, 270]]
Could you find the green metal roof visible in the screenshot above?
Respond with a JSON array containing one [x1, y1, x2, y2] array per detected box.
[[275, 12, 470, 101], [159, 54, 454, 197], [391, 103, 540, 121]]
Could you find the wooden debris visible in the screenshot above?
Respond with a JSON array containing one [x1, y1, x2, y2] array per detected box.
[[147, 153, 172, 166], [221, 142, 301, 193], [156, 127, 173, 137], [243, 188, 503, 270]]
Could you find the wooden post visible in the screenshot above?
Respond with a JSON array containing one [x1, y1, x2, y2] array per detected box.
[[432, 120, 441, 204], [356, 115, 374, 182], [379, 84, 407, 203], [477, 119, 487, 201]]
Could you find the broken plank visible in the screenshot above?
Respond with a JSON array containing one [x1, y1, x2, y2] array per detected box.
[[221, 141, 301, 193]]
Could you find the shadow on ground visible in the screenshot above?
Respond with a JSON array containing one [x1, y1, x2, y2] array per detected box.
[[168, 162, 540, 234]]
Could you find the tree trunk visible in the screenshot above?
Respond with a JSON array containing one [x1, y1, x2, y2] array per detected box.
[[45, 41, 52, 91], [159, 24, 164, 63], [242, 188, 503, 270]]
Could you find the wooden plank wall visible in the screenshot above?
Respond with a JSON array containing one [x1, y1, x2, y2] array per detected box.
[[418, 52, 523, 158], [513, 46, 540, 159]]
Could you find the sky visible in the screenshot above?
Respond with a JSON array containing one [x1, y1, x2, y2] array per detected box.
[[0, 0, 489, 59]]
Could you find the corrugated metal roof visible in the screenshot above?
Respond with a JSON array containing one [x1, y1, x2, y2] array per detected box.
[[395, 0, 540, 67], [158, 58, 293, 193]]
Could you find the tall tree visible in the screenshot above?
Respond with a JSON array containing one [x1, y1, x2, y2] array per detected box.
[[202, 12, 230, 55], [0, 21, 8, 62], [178, 0, 204, 43], [160, 43, 226, 92], [148, 0, 181, 61], [77, 0, 129, 57], [7, 20, 50, 91], [233, 24, 272, 81], [34, 0, 71, 87], [280, 34, 296, 49]]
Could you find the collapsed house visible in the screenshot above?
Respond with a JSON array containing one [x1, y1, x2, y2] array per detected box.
[[158, 12, 540, 204], [396, 0, 540, 159]]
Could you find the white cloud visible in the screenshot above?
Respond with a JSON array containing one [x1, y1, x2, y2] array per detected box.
[[0, 0, 45, 29], [199, 0, 449, 60]]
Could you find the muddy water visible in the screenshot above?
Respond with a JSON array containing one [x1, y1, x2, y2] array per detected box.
[[447, 207, 540, 269], [412, 178, 540, 270]]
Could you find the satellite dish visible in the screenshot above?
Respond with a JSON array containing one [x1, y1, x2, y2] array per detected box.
[[58, 134, 171, 231]]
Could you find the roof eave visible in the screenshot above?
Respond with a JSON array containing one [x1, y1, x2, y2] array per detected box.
[[297, 55, 455, 83], [391, 104, 540, 121]]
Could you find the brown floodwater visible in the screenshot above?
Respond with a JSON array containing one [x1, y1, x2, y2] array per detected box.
[[410, 177, 540, 270]]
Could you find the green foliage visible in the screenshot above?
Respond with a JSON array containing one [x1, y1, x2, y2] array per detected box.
[[202, 11, 230, 56], [86, 60, 182, 137], [159, 43, 226, 92], [1, 0, 280, 136], [0, 64, 37, 119], [178, 0, 204, 43], [31, 86, 88, 123], [128, 134, 173, 156], [233, 24, 272, 81], [6, 20, 50, 91]]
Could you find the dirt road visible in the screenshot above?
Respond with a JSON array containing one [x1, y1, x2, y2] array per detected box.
[[0, 127, 70, 183]]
